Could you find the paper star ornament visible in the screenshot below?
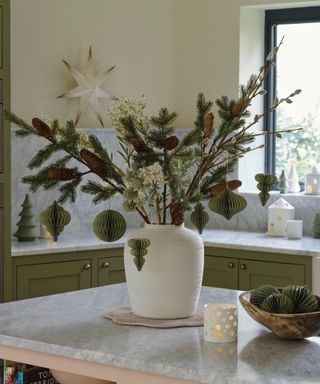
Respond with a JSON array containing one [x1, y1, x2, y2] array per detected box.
[[57, 47, 117, 127]]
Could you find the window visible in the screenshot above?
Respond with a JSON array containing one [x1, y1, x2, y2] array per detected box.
[[265, 7, 320, 185]]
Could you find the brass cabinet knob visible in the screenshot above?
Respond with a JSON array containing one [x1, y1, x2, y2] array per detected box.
[[240, 264, 247, 270], [102, 262, 109, 268], [83, 263, 91, 271], [228, 262, 234, 268]]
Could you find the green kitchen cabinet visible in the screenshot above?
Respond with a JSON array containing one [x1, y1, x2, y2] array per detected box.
[[204, 247, 312, 291], [97, 255, 126, 287], [203, 256, 238, 289], [16, 259, 92, 300], [238, 259, 305, 290]]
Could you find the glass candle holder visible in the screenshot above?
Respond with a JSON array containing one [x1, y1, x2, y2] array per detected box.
[[204, 303, 238, 343]]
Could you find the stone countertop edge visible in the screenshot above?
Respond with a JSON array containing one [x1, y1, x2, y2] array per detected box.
[[11, 229, 320, 257]]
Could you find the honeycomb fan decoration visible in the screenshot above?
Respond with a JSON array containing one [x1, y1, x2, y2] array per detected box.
[[93, 209, 126, 242], [127, 238, 151, 271], [260, 293, 294, 314], [40, 201, 71, 242], [250, 285, 280, 308], [282, 285, 318, 313], [255, 173, 277, 206], [208, 188, 247, 220], [190, 203, 209, 234]]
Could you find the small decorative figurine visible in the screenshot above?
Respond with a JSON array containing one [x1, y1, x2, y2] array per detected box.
[[305, 165, 320, 195], [279, 169, 288, 194], [40, 201, 71, 242], [93, 209, 126, 242], [14, 194, 37, 242], [267, 198, 294, 237], [313, 212, 320, 238], [287, 164, 300, 193]]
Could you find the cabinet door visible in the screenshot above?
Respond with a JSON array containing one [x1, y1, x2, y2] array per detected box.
[[0, 185, 3, 301], [203, 256, 238, 289], [238, 259, 305, 291], [98, 256, 126, 286], [16, 260, 92, 300]]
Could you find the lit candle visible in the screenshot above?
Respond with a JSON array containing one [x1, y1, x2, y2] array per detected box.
[[204, 303, 238, 343]]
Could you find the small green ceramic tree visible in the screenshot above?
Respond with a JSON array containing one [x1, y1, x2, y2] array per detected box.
[[14, 194, 37, 242]]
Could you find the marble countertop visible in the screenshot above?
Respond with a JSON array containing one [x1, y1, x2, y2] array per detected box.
[[11, 228, 320, 257], [0, 284, 319, 384]]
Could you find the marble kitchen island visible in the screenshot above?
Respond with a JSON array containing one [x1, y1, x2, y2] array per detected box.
[[0, 284, 320, 384]]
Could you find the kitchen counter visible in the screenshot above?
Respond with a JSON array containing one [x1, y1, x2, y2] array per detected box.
[[11, 228, 320, 257], [0, 284, 319, 384]]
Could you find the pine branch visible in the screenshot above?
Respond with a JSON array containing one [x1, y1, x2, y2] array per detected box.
[[28, 143, 60, 169], [58, 177, 82, 204], [81, 180, 118, 204], [4, 109, 36, 136]]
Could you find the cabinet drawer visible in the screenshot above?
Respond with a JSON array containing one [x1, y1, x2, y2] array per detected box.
[[238, 259, 305, 291], [98, 256, 125, 287], [16, 259, 92, 300], [203, 256, 238, 289]]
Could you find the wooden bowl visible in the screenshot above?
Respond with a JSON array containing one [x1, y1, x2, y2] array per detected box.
[[239, 290, 320, 339]]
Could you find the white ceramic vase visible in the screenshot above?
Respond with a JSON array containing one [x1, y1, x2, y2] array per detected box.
[[124, 224, 204, 319]]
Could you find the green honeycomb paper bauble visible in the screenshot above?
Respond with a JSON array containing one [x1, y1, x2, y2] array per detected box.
[[260, 293, 294, 314], [282, 285, 318, 313], [40, 201, 71, 242], [255, 173, 277, 206], [209, 188, 247, 220], [127, 238, 151, 271], [250, 285, 279, 308], [190, 203, 209, 234], [93, 209, 126, 242]]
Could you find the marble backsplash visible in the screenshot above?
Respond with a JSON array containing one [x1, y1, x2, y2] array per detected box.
[[11, 128, 320, 238]]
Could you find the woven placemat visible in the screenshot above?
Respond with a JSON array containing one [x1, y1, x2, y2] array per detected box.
[[104, 307, 204, 328]]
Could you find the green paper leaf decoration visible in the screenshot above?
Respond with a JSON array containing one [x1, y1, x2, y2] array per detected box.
[[208, 188, 247, 220], [255, 173, 277, 206], [93, 209, 126, 242], [282, 285, 318, 313], [190, 203, 209, 234], [40, 201, 71, 242], [260, 293, 294, 314], [250, 285, 279, 308], [127, 238, 151, 271]]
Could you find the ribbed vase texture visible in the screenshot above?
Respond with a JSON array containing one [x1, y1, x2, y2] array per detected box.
[[124, 224, 204, 319]]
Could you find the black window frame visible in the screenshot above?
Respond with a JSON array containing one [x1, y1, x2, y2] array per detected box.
[[264, 6, 320, 175]]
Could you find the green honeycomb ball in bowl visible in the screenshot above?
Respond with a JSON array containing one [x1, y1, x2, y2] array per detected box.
[[260, 293, 294, 314], [282, 285, 318, 313], [250, 285, 280, 308]]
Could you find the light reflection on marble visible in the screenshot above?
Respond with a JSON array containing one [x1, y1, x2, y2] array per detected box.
[[0, 284, 319, 384]]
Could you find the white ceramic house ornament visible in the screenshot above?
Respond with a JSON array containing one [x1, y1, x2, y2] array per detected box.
[[267, 198, 294, 237], [305, 165, 320, 195], [287, 164, 300, 193]]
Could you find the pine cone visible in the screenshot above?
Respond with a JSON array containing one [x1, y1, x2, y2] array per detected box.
[[232, 98, 250, 117], [164, 136, 179, 150], [47, 168, 77, 181], [203, 112, 214, 138], [132, 139, 152, 154], [170, 202, 184, 226], [32, 118, 54, 140], [80, 149, 106, 173], [210, 180, 242, 196]]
